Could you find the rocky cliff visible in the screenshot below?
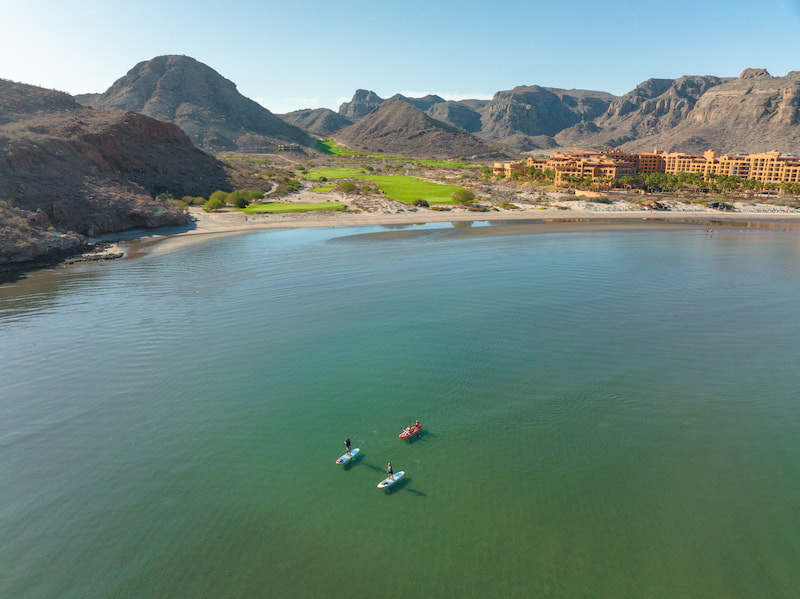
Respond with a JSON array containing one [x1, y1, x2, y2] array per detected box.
[[477, 86, 616, 150], [0, 78, 231, 266], [622, 70, 800, 153]]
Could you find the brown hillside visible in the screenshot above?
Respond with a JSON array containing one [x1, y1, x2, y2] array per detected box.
[[279, 108, 352, 136], [336, 100, 497, 158], [0, 79, 232, 265], [77, 55, 312, 154]]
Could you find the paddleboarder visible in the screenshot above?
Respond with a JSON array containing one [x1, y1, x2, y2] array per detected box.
[[344, 438, 351, 456], [386, 462, 393, 479]]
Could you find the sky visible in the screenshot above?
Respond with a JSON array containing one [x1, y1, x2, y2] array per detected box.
[[2, 0, 800, 114]]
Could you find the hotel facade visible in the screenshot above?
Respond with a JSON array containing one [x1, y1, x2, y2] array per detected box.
[[494, 148, 800, 186]]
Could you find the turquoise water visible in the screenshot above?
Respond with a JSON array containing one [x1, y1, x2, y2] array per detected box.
[[1, 221, 799, 598]]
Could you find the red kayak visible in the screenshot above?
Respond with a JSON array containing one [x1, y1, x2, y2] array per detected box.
[[399, 422, 422, 440]]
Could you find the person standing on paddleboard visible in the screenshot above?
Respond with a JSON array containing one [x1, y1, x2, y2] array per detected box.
[[344, 438, 351, 456], [386, 462, 393, 479]]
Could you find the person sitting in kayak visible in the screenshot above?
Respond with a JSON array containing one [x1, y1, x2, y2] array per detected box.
[[344, 438, 351, 456], [386, 462, 393, 479]]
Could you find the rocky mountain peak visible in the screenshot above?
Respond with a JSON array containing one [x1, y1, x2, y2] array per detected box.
[[76, 54, 311, 153], [338, 89, 384, 119], [740, 68, 771, 80]]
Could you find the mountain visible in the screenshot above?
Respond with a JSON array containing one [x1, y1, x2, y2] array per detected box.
[[76, 55, 312, 153], [550, 69, 800, 153], [0, 78, 230, 265], [332, 71, 800, 155], [338, 89, 385, 120], [335, 100, 496, 157], [554, 75, 727, 150], [279, 107, 352, 136], [477, 85, 617, 150], [425, 101, 483, 133], [386, 93, 445, 111], [617, 69, 800, 153]]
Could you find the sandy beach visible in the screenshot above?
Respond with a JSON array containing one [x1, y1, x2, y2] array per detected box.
[[95, 191, 800, 259]]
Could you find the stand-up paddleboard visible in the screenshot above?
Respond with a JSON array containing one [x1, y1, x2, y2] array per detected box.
[[377, 471, 405, 488], [336, 448, 360, 464]]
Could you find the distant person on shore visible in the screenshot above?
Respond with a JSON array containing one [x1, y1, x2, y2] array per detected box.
[[344, 438, 351, 456]]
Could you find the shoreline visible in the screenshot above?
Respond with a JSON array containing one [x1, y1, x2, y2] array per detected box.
[[123, 201, 800, 249], [8, 197, 800, 277], [115, 200, 800, 256]]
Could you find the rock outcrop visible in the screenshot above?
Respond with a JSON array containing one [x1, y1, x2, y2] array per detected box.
[[338, 89, 385, 120], [478, 86, 616, 150], [0, 78, 231, 266]]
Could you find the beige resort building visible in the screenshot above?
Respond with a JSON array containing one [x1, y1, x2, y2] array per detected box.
[[494, 148, 800, 186]]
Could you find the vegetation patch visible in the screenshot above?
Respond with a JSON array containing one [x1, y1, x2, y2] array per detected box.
[[413, 159, 479, 169], [312, 184, 337, 193], [303, 168, 464, 204], [316, 139, 357, 156], [239, 202, 345, 213], [365, 175, 461, 204], [305, 167, 365, 180]]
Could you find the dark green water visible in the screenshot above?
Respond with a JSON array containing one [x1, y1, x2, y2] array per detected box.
[[1, 222, 799, 598]]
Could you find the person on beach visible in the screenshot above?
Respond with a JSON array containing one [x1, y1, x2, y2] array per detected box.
[[344, 438, 351, 456], [386, 462, 393, 479]]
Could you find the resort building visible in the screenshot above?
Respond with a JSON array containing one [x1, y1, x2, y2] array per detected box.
[[492, 161, 526, 177], [525, 149, 635, 186], [661, 149, 800, 183], [501, 147, 800, 186]]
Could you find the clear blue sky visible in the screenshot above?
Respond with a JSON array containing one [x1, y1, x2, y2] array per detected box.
[[2, 0, 800, 114]]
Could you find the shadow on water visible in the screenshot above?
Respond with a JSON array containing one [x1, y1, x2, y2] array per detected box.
[[383, 476, 426, 496], [342, 454, 364, 470], [361, 462, 388, 474], [402, 430, 434, 444]]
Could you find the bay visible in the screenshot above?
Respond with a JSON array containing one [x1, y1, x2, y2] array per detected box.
[[1, 221, 799, 598]]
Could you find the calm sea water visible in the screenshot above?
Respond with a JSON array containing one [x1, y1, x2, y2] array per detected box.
[[1, 221, 799, 598]]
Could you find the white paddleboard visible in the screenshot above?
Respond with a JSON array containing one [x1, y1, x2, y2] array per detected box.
[[336, 448, 360, 464], [377, 470, 405, 488]]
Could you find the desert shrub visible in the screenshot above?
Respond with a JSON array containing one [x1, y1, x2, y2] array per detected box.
[[412, 199, 430, 207], [337, 181, 357, 193], [203, 197, 226, 212], [227, 190, 251, 208], [451, 188, 476, 205], [248, 190, 264, 201], [210, 190, 228, 204]]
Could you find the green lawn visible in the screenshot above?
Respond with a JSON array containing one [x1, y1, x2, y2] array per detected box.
[[365, 175, 460, 204], [303, 168, 461, 204], [413, 159, 479, 169], [305, 167, 365, 180], [316, 139, 357, 156], [312, 184, 337, 193], [239, 203, 346, 213]]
